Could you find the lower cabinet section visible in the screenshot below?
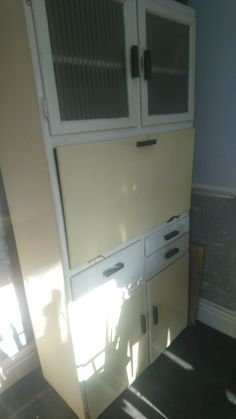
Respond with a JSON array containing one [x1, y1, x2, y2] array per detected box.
[[70, 226, 189, 418], [147, 254, 189, 362], [71, 284, 147, 419], [85, 286, 147, 418]]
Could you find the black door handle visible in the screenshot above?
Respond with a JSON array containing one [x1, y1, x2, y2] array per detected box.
[[131, 45, 139, 78], [152, 306, 158, 325], [144, 49, 152, 80], [140, 315, 147, 334]]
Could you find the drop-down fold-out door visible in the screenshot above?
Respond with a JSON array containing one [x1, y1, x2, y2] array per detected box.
[[56, 129, 194, 269]]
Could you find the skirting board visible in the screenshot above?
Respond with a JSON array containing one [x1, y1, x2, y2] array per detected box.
[[197, 298, 236, 339], [0, 342, 39, 393], [192, 183, 236, 198]]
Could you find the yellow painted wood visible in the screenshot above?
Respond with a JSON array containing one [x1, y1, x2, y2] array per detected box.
[[148, 254, 189, 362], [0, 2, 85, 417], [73, 285, 147, 419], [56, 130, 194, 268]]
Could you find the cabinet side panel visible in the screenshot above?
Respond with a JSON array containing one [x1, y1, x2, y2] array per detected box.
[[57, 129, 194, 268], [0, 2, 84, 417]]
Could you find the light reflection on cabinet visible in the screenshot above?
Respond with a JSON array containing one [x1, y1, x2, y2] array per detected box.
[[71, 282, 147, 418]]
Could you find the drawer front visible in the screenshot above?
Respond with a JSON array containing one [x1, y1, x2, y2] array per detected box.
[[71, 240, 144, 301], [145, 214, 189, 257], [145, 233, 189, 280]]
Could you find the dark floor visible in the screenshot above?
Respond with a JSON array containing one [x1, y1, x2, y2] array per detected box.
[[0, 322, 235, 419], [99, 322, 236, 419], [0, 369, 77, 419]]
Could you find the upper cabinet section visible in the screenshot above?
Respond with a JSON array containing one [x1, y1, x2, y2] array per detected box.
[[31, 0, 195, 136], [32, 0, 139, 135], [139, 0, 195, 126]]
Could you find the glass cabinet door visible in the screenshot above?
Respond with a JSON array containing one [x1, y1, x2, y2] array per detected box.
[[138, 0, 195, 126], [32, 0, 139, 135]]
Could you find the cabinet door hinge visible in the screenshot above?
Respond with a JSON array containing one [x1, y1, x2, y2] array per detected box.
[[42, 98, 49, 120], [26, 0, 32, 6]]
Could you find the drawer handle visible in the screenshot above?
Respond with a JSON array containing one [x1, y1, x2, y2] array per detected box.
[[136, 139, 157, 147], [152, 306, 159, 325], [140, 314, 147, 334], [164, 230, 180, 241], [165, 248, 180, 260], [103, 262, 124, 278]]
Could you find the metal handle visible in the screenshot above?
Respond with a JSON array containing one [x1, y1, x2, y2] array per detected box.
[[152, 306, 158, 325], [165, 248, 180, 260], [131, 45, 139, 78], [144, 49, 152, 80], [140, 315, 147, 334], [136, 139, 157, 147], [164, 230, 180, 241], [103, 262, 124, 278]]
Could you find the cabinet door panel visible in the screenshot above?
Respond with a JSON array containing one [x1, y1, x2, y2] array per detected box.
[[56, 129, 194, 268], [148, 254, 189, 362], [71, 285, 147, 419], [138, 0, 195, 126], [32, 0, 139, 134]]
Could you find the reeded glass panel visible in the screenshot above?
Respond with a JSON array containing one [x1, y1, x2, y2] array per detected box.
[[45, 0, 129, 121], [146, 12, 189, 115]]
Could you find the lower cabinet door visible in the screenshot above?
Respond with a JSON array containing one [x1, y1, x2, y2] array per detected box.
[[72, 284, 147, 419], [148, 254, 189, 363]]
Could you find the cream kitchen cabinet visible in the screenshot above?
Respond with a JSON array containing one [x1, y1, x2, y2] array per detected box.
[[1, 2, 195, 419], [68, 222, 189, 418], [147, 254, 189, 362], [30, 0, 195, 135]]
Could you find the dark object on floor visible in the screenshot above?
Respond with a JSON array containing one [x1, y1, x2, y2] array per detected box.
[[99, 322, 236, 419]]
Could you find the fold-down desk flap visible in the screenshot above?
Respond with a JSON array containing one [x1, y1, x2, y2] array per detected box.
[[56, 129, 194, 268]]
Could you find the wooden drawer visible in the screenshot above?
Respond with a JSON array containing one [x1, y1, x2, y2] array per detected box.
[[145, 214, 189, 257], [145, 233, 189, 280]]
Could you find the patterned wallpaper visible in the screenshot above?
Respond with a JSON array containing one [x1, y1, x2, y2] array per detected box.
[[191, 191, 236, 311]]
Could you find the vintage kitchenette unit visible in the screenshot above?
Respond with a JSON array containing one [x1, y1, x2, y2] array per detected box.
[[0, 0, 195, 418]]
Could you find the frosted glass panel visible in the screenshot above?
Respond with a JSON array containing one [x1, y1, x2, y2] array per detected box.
[[45, 0, 128, 121], [146, 12, 189, 115]]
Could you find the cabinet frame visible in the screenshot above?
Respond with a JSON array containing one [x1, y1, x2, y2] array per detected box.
[[31, 0, 140, 136]]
